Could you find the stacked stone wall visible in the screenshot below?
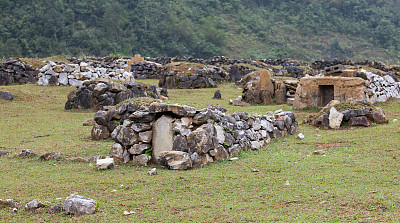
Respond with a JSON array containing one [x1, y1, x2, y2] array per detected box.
[[91, 102, 298, 170]]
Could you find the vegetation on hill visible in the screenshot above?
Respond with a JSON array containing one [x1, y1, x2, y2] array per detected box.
[[1, 0, 399, 62]]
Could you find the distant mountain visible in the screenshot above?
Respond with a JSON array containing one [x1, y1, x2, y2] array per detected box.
[[0, 0, 399, 63]]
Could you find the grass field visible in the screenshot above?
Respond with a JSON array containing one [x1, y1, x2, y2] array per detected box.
[[1, 82, 400, 222]]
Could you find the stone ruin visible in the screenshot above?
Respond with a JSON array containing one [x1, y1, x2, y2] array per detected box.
[[293, 69, 400, 109], [241, 70, 298, 105], [293, 76, 366, 109], [91, 101, 298, 170], [0, 59, 38, 85], [65, 79, 167, 110]]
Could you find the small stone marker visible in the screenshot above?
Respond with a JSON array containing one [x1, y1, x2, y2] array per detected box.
[[257, 70, 274, 93], [212, 90, 222, 99]]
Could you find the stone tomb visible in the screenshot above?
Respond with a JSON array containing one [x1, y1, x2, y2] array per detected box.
[[293, 77, 366, 109]]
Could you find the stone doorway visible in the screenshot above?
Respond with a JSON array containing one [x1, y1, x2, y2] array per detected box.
[[319, 85, 334, 107]]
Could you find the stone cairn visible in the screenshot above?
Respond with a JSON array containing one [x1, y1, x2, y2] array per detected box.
[[91, 101, 298, 170], [241, 70, 298, 105], [0, 59, 38, 85], [65, 80, 167, 110], [38, 58, 134, 87]]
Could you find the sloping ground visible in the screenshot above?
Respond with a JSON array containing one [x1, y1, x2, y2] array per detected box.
[[0, 83, 399, 222]]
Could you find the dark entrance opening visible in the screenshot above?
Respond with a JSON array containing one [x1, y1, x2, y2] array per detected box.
[[319, 85, 334, 107]]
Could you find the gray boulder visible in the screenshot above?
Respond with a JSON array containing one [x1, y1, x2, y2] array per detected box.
[[64, 194, 96, 216], [109, 143, 125, 163], [0, 91, 14, 100], [111, 125, 138, 147], [91, 125, 110, 140], [129, 143, 151, 155], [18, 149, 36, 157], [133, 154, 151, 166], [159, 151, 192, 170], [25, 199, 44, 210]]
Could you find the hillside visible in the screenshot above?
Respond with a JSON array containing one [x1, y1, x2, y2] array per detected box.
[[0, 0, 399, 62]]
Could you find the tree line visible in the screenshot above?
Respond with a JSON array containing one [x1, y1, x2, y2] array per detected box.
[[1, 0, 399, 62]]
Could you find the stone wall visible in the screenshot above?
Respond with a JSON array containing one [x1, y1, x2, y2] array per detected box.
[[131, 61, 164, 79], [65, 80, 167, 110], [91, 102, 298, 170], [0, 59, 38, 85], [158, 66, 227, 89], [312, 59, 400, 73], [293, 77, 366, 109], [361, 70, 400, 103], [37, 59, 133, 87]]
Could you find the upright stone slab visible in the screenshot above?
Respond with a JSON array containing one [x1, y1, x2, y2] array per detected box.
[[257, 70, 274, 94], [328, 107, 343, 129], [152, 115, 174, 162]]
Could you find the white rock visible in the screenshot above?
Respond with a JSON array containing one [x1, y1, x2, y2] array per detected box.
[[37, 77, 49, 86], [328, 107, 343, 129], [96, 157, 114, 170], [214, 125, 225, 144], [39, 64, 51, 73], [58, 73, 69, 86], [148, 168, 157, 175], [69, 79, 83, 87], [297, 133, 305, 139]]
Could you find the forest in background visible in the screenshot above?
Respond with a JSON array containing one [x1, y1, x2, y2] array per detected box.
[[1, 0, 399, 63]]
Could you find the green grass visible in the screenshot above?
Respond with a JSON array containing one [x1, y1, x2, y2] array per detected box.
[[0, 83, 400, 222]]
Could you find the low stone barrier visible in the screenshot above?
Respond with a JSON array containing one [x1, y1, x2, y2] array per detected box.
[[309, 105, 387, 129], [0, 59, 38, 85], [131, 61, 164, 79], [158, 66, 226, 89], [361, 70, 400, 103], [38, 58, 133, 87], [91, 102, 298, 170], [65, 80, 167, 110]]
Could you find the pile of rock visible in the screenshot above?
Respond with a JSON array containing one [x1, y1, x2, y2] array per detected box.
[[310, 104, 387, 129], [131, 61, 164, 79], [227, 65, 256, 82], [362, 70, 400, 103], [65, 79, 167, 110], [91, 102, 298, 170], [37, 59, 133, 87], [158, 67, 226, 89], [242, 70, 289, 105], [312, 59, 400, 73], [0, 59, 38, 85]]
